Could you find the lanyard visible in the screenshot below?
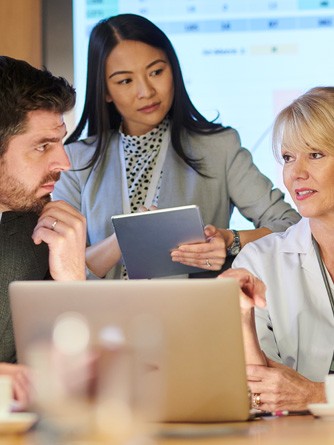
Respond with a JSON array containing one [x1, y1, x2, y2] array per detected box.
[[119, 130, 170, 214], [312, 235, 334, 317], [312, 236, 334, 372]]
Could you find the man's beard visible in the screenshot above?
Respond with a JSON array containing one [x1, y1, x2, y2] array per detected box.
[[0, 170, 61, 215]]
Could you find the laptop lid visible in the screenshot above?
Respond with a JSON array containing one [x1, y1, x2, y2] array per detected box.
[[9, 279, 250, 422]]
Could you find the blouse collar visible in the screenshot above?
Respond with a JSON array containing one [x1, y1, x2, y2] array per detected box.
[[120, 119, 169, 154]]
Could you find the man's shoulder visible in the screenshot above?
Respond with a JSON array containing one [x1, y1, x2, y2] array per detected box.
[[1, 211, 38, 228], [0, 211, 49, 280]]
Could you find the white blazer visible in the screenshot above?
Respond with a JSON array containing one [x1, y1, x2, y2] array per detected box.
[[233, 218, 334, 381]]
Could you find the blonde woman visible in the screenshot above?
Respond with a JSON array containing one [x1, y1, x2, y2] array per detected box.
[[221, 87, 334, 411]]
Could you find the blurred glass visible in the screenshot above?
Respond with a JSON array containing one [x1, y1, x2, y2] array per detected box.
[[26, 312, 161, 444]]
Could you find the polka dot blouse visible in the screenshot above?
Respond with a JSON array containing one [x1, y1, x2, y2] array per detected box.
[[120, 118, 169, 212], [119, 118, 169, 278]]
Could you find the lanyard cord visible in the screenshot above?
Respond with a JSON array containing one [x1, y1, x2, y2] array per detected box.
[[312, 235, 334, 317], [312, 236, 334, 373]]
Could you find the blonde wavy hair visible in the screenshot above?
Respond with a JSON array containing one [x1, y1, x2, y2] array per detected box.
[[272, 86, 334, 162]]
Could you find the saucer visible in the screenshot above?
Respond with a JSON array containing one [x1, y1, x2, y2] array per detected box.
[[0, 412, 38, 434], [308, 403, 334, 420]]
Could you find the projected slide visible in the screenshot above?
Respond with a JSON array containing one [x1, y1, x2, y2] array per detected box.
[[73, 0, 334, 228]]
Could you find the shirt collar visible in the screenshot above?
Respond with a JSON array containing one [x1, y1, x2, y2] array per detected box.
[[279, 217, 313, 254], [119, 119, 169, 154]]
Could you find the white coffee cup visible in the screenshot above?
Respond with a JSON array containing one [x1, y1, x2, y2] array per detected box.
[[325, 375, 334, 405], [0, 376, 12, 416]]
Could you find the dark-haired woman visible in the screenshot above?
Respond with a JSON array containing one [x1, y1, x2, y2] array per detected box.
[[53, 13, 299, 279]]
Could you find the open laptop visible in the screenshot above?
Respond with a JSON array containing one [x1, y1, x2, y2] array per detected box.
[[9, 278, 250, 422]]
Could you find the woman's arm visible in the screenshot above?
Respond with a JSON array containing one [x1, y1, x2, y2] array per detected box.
[[219, 268, 327, 411], [241, 308, 267, 366], [85, 206, 159, 277], [219, 268, 267, 366], [219, 227, 272, 252], [171, 226, 272, 272], [85, 233, 122, 278]]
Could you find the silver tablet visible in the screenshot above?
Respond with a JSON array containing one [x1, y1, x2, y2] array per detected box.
[[111, 205, 206, 279]]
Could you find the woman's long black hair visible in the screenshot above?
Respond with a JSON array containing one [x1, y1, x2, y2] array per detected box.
[[67, 13, 227, 174]]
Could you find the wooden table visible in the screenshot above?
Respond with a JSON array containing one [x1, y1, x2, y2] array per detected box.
[[1, 414, 334, 444]]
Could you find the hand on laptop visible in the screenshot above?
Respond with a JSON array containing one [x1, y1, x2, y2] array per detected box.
[[32, 200, 87, 280], [171, 224, 227, 271], [0, 363, 31, 411], [219, 268, 267, 311]]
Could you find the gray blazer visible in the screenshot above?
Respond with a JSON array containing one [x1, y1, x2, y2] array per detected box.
[[54, 127, 300, 279], [0, 212, 49, 362]]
